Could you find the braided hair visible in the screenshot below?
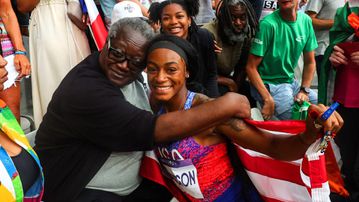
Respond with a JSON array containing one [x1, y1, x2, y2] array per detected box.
[[216, 0, 258, 44]]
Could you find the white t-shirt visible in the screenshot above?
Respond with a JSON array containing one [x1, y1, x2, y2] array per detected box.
[[86, 80, 152, 196]]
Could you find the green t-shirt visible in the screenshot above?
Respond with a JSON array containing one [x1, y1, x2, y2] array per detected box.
[[250, 10, 318, 84]]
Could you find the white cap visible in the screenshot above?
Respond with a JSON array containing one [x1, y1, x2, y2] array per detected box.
[[111, 1, 143, 25]]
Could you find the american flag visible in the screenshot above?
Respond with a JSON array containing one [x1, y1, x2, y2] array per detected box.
[[140, 119, 330, 202]]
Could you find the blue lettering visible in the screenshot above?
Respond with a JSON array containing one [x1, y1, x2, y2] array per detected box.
[[175, 175, 181, 185], [189, 170, 196, 185], [181, 173, 189, 186]]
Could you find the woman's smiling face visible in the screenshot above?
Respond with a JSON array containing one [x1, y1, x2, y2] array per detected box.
[[160, 4, 191, 39], [146, 48, 188, 102]]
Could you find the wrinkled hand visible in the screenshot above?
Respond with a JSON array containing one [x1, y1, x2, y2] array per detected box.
[[302, 104, 343, 144], [295, 91, 309, 103], [14, 54, 31, 80], [350, 51, 359, 66], [261, 96, 275, 120], [0, 56, 8, 90], [214, 40, 222, 54], [329, 45, 348, 67]]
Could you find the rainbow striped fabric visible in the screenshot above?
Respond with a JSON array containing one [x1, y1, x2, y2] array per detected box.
[[0, 99, 44, 202]]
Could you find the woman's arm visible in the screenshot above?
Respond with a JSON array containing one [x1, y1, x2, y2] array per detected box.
[[215, 104, 344, 161], [0, 0, 31, 78], [154, 92, 251, 143]]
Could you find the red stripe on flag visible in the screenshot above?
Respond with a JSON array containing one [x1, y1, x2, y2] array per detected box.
[[140, 157, 167, 187], [245, 119, 306, 134], [91, 15, 107, 50], [303, 155, 327, 188], [140, 156, 190, 202], [237, 148, 305, 186]]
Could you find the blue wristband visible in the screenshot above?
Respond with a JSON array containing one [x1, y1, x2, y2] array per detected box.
[[14, 50, 27, 55]]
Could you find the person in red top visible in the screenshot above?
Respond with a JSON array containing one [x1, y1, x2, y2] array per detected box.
[[330, 43, 359, 200]]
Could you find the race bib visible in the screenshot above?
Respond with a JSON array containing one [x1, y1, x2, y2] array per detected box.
[[159, 157, 204, 199]]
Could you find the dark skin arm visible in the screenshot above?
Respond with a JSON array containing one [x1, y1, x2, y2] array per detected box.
[[192, 93, 344, 161], [215, 104, 343, 161], [153, 92, 251, 143]]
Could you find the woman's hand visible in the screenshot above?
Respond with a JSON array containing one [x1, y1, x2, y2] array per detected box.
[[301, 104, 344, 145], [329, 45, 348, 67], [14, 54, 31, 79]]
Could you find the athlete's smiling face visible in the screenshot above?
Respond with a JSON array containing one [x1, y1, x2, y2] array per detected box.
[[147, 48, 188, 103]]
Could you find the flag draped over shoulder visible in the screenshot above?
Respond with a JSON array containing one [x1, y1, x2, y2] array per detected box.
[[80, 0, 108, 50], [318, 2, 359, 105], [140, 120, 330, 202]]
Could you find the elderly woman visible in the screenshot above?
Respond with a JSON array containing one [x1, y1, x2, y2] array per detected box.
[[144, 34, 343, 201], [203, 0, 258, 97]]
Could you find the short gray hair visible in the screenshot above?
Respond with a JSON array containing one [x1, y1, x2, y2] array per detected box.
[[108, 17, 155, 41]]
